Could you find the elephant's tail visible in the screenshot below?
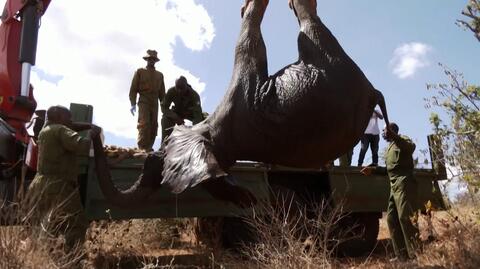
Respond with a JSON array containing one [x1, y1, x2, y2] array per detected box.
[[375, 89, 390, 127], [161, 125, 227, 193]]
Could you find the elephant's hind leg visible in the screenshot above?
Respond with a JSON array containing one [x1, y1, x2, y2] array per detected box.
[[289, 0, 317, 13], [290, 0, 345, 65]]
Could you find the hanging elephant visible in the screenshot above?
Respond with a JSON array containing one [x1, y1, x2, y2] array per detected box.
[[93, 0, 390, 207]]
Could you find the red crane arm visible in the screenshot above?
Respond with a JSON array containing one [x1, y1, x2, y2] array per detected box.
[[0, 0, 51, 143]]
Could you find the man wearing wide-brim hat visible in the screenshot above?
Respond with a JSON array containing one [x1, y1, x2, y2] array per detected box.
[[129, 49, 166, 152]]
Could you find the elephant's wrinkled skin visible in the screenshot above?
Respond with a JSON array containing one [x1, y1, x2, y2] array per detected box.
[[93, 0, 390, 207]]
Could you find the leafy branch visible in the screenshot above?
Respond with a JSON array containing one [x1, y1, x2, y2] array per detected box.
[[456, 0, 480, 42]]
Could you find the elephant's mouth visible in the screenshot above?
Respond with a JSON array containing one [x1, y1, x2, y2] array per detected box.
[[92, 134, 158, 207]]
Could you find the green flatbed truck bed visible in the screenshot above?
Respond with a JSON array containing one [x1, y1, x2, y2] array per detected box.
[[82, 159, 447, 221]]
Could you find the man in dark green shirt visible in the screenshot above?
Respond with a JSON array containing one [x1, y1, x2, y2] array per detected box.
[[27, 106, 101, 250], [382, 122, 419, 260], [161, 76, 204, 141]]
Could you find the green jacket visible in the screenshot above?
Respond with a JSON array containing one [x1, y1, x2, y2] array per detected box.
[[386, 135, 416, 181], [161, 85, 202, 119], [36, 124, 91, 180], [28, 123, 91, 249], [129, 67, 166, 107]]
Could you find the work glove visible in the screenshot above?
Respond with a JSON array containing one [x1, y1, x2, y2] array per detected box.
[[90, 125, 102, 138], [130, 105, 136, 116]]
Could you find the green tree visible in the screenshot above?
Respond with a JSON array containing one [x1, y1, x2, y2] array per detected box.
[[425, 1, 480, 192], [426, 66, 480, 191], [457, 0, 480, 42]]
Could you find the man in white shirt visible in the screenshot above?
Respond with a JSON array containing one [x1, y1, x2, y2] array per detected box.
[[357, 108, 383, 166]]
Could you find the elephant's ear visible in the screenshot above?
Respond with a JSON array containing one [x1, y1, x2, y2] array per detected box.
[[161, 126, 227, 193]]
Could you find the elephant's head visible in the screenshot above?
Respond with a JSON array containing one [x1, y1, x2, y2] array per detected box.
[[92, 134, 256, 208]]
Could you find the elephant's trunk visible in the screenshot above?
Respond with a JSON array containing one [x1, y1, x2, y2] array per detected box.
[[92, 134, 158, 207]]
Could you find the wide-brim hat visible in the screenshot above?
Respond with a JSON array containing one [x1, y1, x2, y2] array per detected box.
[[143, 49, 160, 62]]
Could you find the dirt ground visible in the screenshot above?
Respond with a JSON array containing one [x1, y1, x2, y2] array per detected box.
[[2, 206, 477, 268], [85, 211, 452, 269], [85, 218, 211, 268]]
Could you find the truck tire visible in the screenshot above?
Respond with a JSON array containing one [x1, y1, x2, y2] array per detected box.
[[334, 212, 380, 257], [0, 176, 15, 203], [221, 217, 257, 249], [193, 217, 224, 249], [269, 184, 307, 219], [194, 217, 257, 250], [0, 179, 19, 225]]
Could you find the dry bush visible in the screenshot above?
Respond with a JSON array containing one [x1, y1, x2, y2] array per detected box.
[[87, 219, 179, 254], [2, 191, 192, 269], [342, 203, 480, 269], [239, 190, 353, 269], [415, 205, 480, 268], [86, 218, 200, 269]]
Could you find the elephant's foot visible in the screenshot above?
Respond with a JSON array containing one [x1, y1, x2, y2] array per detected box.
[[289, 0, 317, 17], [241, 0, 269, 18]]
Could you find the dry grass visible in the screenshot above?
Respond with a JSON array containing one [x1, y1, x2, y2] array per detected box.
[[211, 197, 480, 269], [86, 218, 202, 268], [237, 192, 350, 269], [415, 205, 480, 268], [0, 201, 85, 269], [3, 190, 480, 269], [1, 195, 206, 269], [340, 205, 480, 269]]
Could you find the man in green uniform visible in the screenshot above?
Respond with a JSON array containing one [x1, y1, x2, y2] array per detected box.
[[129, 49, 166, 152], [382, 122, 419, 260], [27, 106, 101, 249], [161, 76, 204, 140]]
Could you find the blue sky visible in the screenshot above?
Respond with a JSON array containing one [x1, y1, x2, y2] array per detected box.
[[2, 0, 477, 167]]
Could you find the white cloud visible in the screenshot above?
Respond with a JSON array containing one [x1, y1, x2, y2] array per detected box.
[[390, 42, 432, 79], [4, 0, 215, 142], [443, 164, 468, 201]]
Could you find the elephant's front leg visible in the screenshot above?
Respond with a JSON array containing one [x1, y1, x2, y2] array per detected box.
[[234, 0, 269, 81], [241, 0, 269, 19]]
